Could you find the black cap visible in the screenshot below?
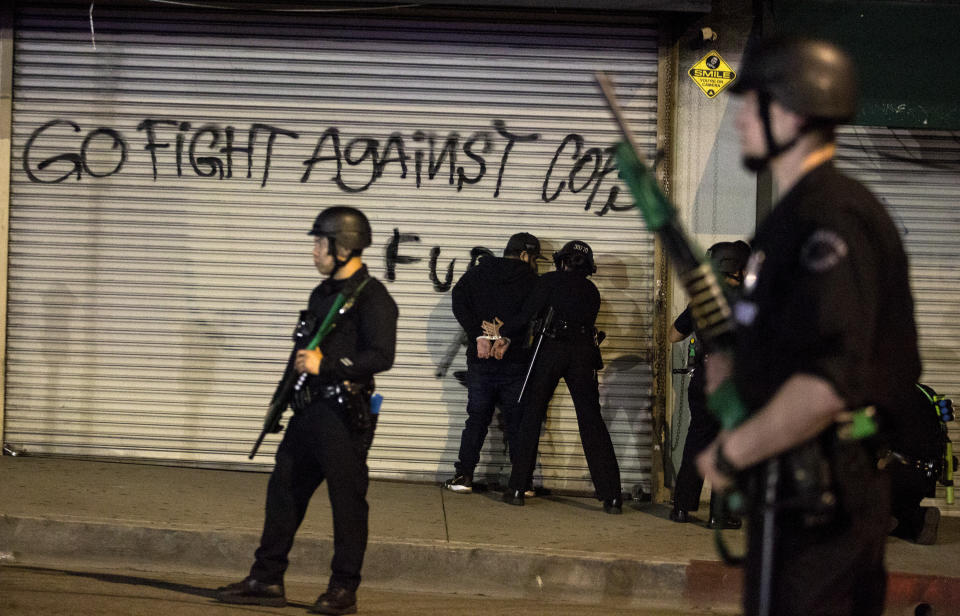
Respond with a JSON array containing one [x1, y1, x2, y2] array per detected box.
[[504, 232, 545, 260]]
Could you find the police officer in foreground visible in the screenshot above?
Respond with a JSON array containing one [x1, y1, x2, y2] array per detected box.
[[217, 207, 398, 615], [443, 232, 543, 494], [696, 38, 921, 615], [669, 241, 750, 529], [491, 240, 623, 513]]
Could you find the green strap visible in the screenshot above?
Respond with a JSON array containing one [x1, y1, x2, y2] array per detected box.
[[306, 277, 371, 351]]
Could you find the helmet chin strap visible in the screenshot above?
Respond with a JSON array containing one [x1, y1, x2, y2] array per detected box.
[[744, 91, 804, 172], [326, 237, 362, 277], [326, 237, 348, 277]]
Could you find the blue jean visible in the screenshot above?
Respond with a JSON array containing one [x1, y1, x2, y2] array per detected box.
[[454, 362, 525, 477]]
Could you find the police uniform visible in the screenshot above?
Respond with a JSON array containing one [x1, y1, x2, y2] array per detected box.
[[217, 207, 397, 615], [732, 162, 920, 615], [670, 306, 719, 514], [887, 384, 945, 544], [671, 241, 749, 524], [500, 241, 622, 511], [250, 265, 398, 593]]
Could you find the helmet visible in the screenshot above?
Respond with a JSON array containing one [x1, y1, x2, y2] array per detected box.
[[731, 37, 858, 124], [308, 206, 372, 252], [707, 241, 750, 276], [553, 240, 596, 274]]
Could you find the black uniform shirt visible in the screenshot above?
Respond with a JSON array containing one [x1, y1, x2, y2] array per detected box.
[[501, 270, 601, 339], [674, 304, 710, 411], [307, 265, 398, 385], [732, 162, 920, 416], [673, 305, 704, 368]]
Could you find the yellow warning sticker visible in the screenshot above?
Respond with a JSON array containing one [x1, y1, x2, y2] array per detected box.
[[688, 51, 736, 99]]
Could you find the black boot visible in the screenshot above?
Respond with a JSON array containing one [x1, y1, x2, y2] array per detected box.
[[707, 494, 741, 529], [310, 586, 357, 615], [602, 495, 623, 514], [669, 505, 689, 523], [707, 515, 743, 530], [215, 577, 286, 607], [502, 488, 525, 506], [916, 506, 941, 545]]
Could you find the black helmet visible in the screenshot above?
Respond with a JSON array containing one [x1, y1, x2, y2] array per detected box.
[[707, 240, 750, 276], [308, 206, 372, 252], [731, 36, 858, 124], [553, 240, 597, 274]]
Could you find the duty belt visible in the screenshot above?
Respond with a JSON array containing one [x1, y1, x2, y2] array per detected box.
[[545, 319, 594, 338], [318, 380, 370, 400]]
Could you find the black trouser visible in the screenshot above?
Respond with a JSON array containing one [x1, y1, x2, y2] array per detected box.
[[455, 361, 525, 477], [888, 459, 936, 541], [742, 441, 889, 616], [673, 370, 720, 511], [508, 336, 621, 500], [249, 399, 376, 592]]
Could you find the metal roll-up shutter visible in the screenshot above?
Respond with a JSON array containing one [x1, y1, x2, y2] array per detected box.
[[6, 2, 660, 494], [836, 126, 960, 513]]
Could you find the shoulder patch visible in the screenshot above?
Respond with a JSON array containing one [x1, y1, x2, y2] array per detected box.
[[801, 229, 848, 273]]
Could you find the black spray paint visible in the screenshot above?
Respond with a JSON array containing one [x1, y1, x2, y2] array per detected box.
[[23, 119, 624, 214]]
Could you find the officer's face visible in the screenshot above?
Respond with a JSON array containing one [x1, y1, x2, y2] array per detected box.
[[313, 236, 335, 276], [735, 92, 767, 161], [735, 91, 803, 165], [724, 271, 744, 287]]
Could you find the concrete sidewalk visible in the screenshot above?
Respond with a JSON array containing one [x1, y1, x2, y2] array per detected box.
[[1, 456, 957, 613]]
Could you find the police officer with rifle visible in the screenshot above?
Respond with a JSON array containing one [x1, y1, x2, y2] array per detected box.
[[669, 241, 750, 529], [217, 206, 398, 615], [691, 39, 921, 616], [599, 36, 921, 616], [491, 240, 623, 513]]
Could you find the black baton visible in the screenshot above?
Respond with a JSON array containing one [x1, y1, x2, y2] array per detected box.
[[518, 306, 554, 404]]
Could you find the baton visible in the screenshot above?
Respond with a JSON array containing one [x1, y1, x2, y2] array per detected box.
[[518, 307, 554, 404]]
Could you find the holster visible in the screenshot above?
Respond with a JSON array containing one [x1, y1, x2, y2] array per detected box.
[[294, 379, 375, 434], [779, 437, 838, 528], [545, 319, 604, 370]]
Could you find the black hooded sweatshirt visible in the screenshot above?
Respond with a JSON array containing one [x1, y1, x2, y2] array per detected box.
[[451, 256, 539, 366]]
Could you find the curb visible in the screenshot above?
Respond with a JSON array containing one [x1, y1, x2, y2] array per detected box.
[[3, 514, 956, 613], [0, 514, 732, 611]]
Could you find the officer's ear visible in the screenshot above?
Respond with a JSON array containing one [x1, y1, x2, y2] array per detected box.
[[336, 243, 358, 260]]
